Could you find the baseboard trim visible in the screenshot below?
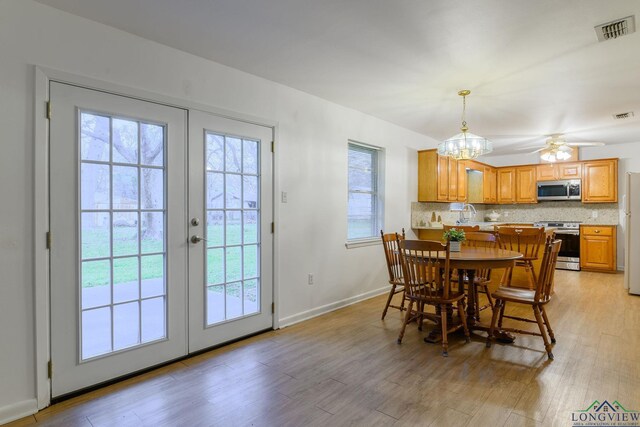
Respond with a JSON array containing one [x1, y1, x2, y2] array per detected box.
[[279, 286, 388, 328], [0, 399, 37, 425]]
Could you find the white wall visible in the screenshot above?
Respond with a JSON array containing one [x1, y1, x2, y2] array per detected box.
[[0, 0, 437, 420]]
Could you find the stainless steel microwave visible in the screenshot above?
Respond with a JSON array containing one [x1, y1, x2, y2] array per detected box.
[[537, 179, 581, 201]]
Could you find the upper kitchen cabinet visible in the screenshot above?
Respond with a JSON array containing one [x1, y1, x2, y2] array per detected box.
[[497, 167, 516, 204], [515, 166, 537, 203], [436, 153, 449, 201], [582, 159, 618, 203], [496, 166, 537, 204], [457, 160, 467, 201], [536, 162, 582, 181], [418, 149, 466, 202], [482, 165, 497, 203]]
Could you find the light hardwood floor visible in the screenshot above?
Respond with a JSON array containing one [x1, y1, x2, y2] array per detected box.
[[7, 270, 640, 427]]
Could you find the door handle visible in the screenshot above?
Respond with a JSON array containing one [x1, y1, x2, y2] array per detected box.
[[190, 235, 208, 244]]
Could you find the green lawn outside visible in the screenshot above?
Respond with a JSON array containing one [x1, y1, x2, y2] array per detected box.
[[81, 223, 258, 290]]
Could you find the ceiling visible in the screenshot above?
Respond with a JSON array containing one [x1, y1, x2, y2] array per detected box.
[[37, 0, 640, 154]]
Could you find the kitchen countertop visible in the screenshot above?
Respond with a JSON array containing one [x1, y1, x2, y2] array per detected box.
[[413, 221, 619, 231], [413, 222, 517, 232]]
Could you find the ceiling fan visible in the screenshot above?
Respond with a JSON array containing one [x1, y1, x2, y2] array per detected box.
[[525, 134, 605, 162]]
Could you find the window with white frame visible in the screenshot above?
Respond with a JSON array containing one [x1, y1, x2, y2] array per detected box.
[[347, 142, 384, 240]]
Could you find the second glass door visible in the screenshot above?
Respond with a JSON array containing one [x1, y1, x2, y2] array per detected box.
[[188, 111, 273, 352]]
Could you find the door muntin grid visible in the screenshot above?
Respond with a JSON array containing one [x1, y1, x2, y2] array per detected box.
[[79, 110, 168, 361], [204, 131, 261, 326]]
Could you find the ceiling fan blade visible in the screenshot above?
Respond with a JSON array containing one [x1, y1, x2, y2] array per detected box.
[[529, 147, 547, 153], [566, 142, 605, 147]]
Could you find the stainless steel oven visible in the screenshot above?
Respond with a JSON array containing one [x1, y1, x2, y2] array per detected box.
[[534, 221, 580, 270]]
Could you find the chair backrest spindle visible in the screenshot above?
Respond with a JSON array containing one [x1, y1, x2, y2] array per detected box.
[[380, 229, 406, 283], [397, 239, 453, 300], [535, 238, 562, 302]]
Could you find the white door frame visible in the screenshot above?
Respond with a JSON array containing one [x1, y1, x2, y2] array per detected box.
[[33, 66, 280, 410]]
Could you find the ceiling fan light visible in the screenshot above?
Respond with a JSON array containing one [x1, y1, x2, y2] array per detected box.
[[558, 145, 573, 153], [540, 150, 557, 162], [556, 150, 572, 160]]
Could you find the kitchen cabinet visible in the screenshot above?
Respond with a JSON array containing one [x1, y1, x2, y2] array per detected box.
[[497, 168, 516, 204], [448, 158, 458, 201], [515, 166, 537, 203], [483, 166, 497, 203], [418, 150, 465, 202], [559, 162, 582, 180], [497, 166, 536, 204], [437, 154, 449, 201], [418, 150, 618, 205], [582, 159, 618, 203], [536, 162, 582, 181], [580, 225, 617, 272], [457, 160, 467, 201]]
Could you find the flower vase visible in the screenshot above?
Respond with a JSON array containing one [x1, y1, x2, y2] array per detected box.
[[450, 241, 461, 252]]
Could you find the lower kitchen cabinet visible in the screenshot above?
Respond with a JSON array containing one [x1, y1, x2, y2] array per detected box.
[[580, 225, 617, 272]]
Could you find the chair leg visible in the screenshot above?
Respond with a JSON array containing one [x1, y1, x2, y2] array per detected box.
[[457, 300, 470, 343], [533, 305, 553, 360], [486, 299, 502, 348], [397, 300, 414, 344], [399, 288, 407, 312], [381, 284, 396, 320], [497, 301, 506, 329], [540, 306, 556, 344], [418, 301, 424, 331], [440, 304, 449, 357], [483, 285, 494, 311], [473, 285, 481, 321]]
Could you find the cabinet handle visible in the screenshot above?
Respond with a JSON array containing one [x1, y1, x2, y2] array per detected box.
[[594, 229, 600, 233]]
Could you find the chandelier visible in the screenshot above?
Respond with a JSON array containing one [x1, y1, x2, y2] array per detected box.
[[437, 90, 493, 160]]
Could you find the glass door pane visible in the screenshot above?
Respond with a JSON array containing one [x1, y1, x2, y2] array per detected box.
[[79, 112, 167, 360], [205, 132, 260, 325]]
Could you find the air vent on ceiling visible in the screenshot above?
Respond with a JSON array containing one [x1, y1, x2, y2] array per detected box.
[[595, 15, 635, 41], [613, 111, 634, 120]]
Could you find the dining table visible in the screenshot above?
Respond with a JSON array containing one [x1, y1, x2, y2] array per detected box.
[[423, 246, 524, 343]]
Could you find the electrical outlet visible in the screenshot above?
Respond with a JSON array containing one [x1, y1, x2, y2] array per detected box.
[[281, 191, 288, 203], [308, 273, 314, 285], [592, 210, 598, 219]]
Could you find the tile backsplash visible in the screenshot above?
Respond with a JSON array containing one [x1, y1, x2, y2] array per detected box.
[[412, 201, 619, 228]]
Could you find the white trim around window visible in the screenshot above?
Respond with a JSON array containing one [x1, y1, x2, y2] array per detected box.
[[346, 141, 384, 246]]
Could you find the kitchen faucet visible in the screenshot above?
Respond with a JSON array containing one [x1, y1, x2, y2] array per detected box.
[[457, 203, 476, 224]]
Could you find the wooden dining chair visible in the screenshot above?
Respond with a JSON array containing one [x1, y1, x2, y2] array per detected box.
[[396, 239, 470, 356], [462, 231, 497, 320], [486, 237, 561, 359], [380, 229, 406, 320], [443, 224, 480, 233], [496, 226, 546, 289]]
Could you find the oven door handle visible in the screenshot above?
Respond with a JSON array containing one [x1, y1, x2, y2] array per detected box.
[[554, 230, 580, 235]]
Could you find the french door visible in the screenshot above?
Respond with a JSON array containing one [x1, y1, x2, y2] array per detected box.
[[49, 82, 273, 397], [188, 111, 273, 352]]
